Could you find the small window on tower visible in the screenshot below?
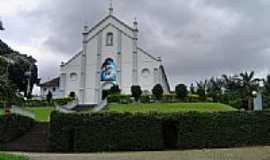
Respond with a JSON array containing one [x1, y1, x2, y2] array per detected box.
[[106, 32, 113, 46]]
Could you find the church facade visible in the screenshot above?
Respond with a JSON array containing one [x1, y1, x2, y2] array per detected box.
[[40, 9, 170, 105]]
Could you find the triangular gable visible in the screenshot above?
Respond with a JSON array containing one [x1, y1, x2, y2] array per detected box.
[[85, 15, 135, 40]]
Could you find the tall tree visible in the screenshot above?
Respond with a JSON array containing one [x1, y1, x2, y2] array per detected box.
[[263, 75, 270, 96], [237, 71, 260, 110], [196, 80, 208, 100], [0, 39, 39, 98], [207, 77, 223, 102]]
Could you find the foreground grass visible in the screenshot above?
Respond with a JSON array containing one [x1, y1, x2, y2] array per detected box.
[[26, 107, 55, 122], [107, 103, 237, 113], [0, 153, 29, 160]]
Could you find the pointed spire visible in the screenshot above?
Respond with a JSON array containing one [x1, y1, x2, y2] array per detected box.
[[109, 0, 114, 15], [133, 17, 138, 32]]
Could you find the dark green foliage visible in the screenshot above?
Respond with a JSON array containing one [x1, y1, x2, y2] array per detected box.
[[206, 78, 223, 102], [49, 111, 270, 152], [196, 81, 207, 101], [69, 92, 76, 98], [175, 84, 188, 99], [131, 85, 142, 102], [49, 112, 78, 152], [0, 39, 39, 98], [49, 112, 163, 152], [152, 84, 164, 100], [264, 75, 270, 96], [108, 94, 212, 104], [190, 83, 195, 94], [109, 85, 121, 95], [107, 95, 132, 104], [0, 114, 34, 143], [140, 95, 151, 103], [25, 98, 74, 107]]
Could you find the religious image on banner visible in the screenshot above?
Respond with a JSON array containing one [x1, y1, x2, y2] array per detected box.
[[101, 58, 117, 82]]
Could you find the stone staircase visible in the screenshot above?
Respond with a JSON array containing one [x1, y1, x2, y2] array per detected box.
[[1, 122, 49, 152]]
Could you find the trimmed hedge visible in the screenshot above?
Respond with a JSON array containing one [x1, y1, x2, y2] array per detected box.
[[0, 114, 34, 143], [108, 94, 213, 104], [49, 112, 163, 152], [25, 98, 74, 107], [49, 111, 270, 152]]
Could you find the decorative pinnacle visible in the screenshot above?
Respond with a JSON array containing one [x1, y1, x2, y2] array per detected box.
[[133, 17, 138, 31], [109, 0, 114, 15]]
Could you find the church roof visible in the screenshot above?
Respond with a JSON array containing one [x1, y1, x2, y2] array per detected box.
[[39, 77, 60, 87], [86, 15, 136, 35], [61, 51, 82, 67], [138, 47, 161, 62], [160, 65, 171, 92]]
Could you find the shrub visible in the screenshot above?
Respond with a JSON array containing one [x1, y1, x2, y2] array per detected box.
[[25, 98, 74, 107], [107, 95, 132, 104], [175, 84, 188, 99], [0, 114, 34, 143], [109, 85, 121, 95], [140, 95, 151, 103], [46, 91, 53, 104], [197, 88, 207, 101], [131, 85, 142, 102], [69, 92, 76, 98], [49, 111, 270, 152], [152, 84, 164, 100]]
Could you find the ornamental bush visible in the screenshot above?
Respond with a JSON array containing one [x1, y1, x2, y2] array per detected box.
[[175, 84, 188, 100], [131, 85, 142, 102], [25, 98, 74, 107], [152, 84, 164, 100], [49, 111, 270, 152]]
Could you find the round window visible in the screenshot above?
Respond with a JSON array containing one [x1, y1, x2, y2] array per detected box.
[[141, 68, 151, 78]]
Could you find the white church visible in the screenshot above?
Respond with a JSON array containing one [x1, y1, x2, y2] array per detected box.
[[40, 6, 170, 105]]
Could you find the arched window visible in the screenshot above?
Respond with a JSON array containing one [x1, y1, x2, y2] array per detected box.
[[70, 73, 78, 81], [106, 32, 113, 46]]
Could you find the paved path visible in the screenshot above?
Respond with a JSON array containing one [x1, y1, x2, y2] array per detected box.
[[11, 147, 270, 160]]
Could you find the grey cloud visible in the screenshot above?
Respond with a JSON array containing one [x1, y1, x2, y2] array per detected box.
[[2, 0, 270, 87]]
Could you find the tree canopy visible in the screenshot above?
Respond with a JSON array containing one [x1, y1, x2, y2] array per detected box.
[[0, 39, 39, 99]]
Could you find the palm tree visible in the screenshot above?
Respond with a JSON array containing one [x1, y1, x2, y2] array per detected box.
[[196, 80, 208, 100], [237, 71, 260, 110], [222, 74, 240, 92], [207, 77, 223, 102], [263, 75, 270, 96]]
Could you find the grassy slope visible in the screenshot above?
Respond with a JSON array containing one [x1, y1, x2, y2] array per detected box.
[[26, 107, 55, 122], [106, 103, 237, 113], [0, 153, 29, 160]]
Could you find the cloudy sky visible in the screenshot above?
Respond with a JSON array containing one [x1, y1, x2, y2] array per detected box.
[[1, 0, 270, 88]]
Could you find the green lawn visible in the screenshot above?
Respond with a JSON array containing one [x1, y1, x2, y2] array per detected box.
[[0, 108, 3, 115], [26, 107, 55, 122], [106, 103, 237, 113], [0, 153, 29, 160]]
